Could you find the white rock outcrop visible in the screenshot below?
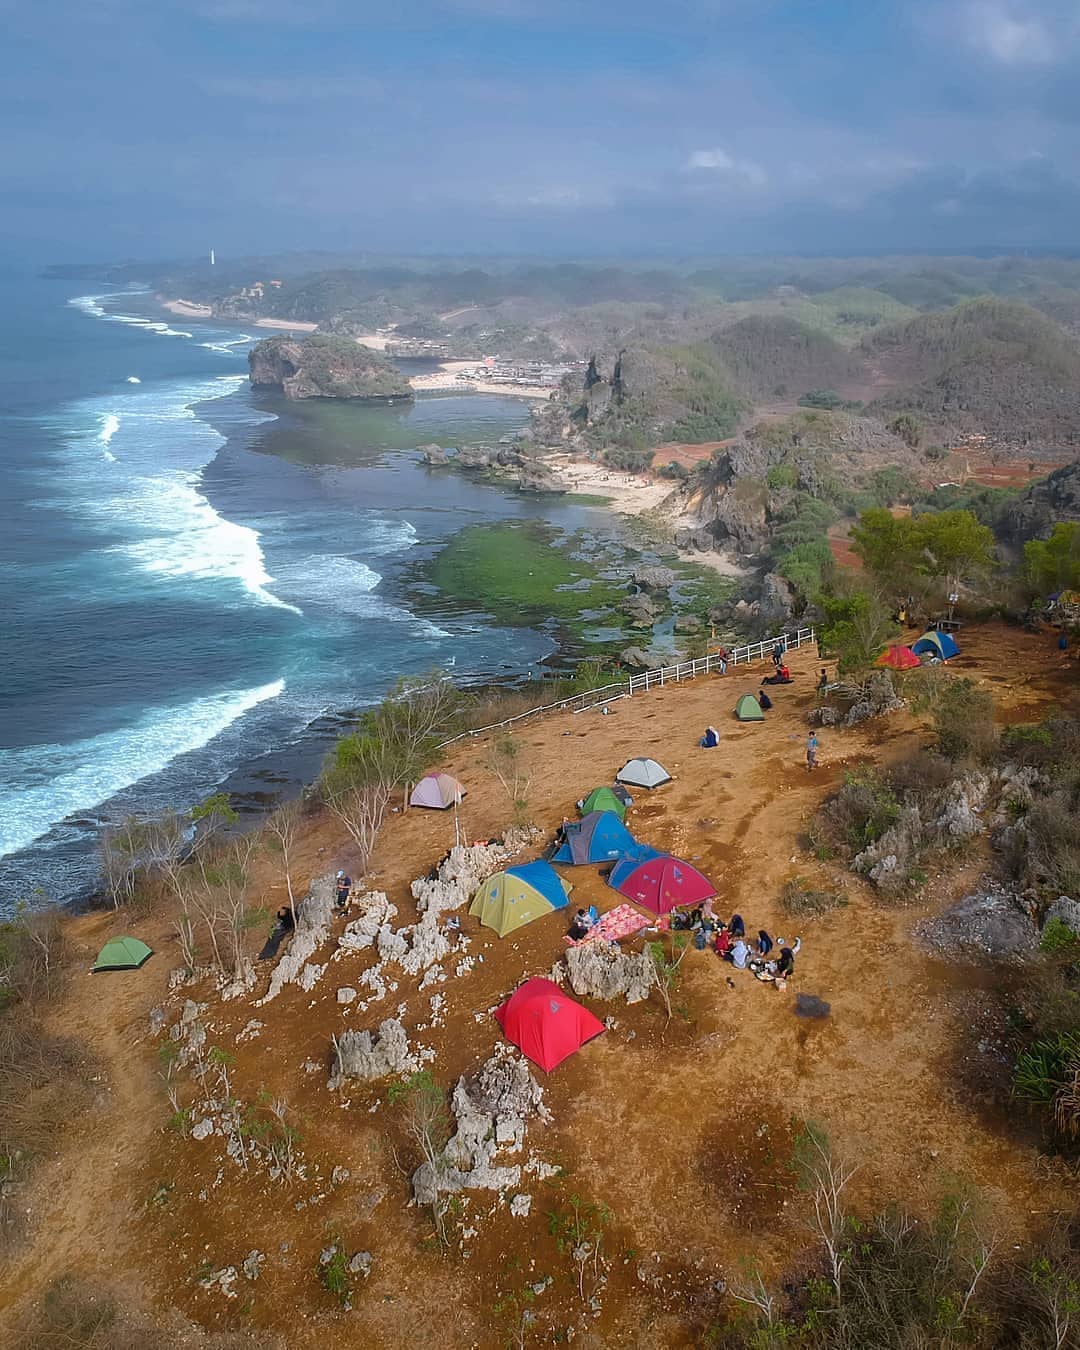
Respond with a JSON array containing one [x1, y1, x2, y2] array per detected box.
[[561, 943, 654, 1004], [329, 1017, 417, 1088], [260, 874, 336, 1003]]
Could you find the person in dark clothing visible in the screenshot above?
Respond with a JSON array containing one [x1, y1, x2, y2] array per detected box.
[[258, 905, 295, 961], [728, 913, 746, 939], [568, 910, 592, 941], [758, 688, 773, 711], [756, 929, 774, 958], [818, 668, 829, 692], [772, 643, 783, 668], [1058, 632, 1069, 652], [335, 871, 352, 910], [688, 907, 703, 929], [776, 946, 796, 979]]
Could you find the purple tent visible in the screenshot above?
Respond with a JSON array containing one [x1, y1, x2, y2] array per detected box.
[[409, 772, 466, 809]]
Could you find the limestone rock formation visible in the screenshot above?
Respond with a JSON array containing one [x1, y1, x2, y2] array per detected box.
[[561, 943, 654, 1004], [631, 565, 677, 591], [419, 443, 447, 465], [915, 888, 1037, 961], [518, 462, 568, 494], [260, 874, 335, 1003], [329, 1017, 416, 1088], [411, 1046, 552, 1206], [248, 334, 412, 401]]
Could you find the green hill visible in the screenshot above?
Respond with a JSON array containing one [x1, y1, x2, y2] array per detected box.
[[706, 315, 864, 400], [862, 298, 1080, 445]]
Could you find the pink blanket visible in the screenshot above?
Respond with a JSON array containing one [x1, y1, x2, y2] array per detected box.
[[565, 903, 651, 946]]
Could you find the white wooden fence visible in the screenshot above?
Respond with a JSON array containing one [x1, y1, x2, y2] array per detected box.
[[627, 626, 817, 694]]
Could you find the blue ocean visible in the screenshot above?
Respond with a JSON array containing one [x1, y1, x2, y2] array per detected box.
[[0, 271, 606, 907]]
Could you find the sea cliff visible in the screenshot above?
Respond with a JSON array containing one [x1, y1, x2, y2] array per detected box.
[[248, 333, 412, 401]]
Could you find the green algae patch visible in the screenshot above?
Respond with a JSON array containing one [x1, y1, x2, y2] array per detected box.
[[426, 520, 624, 628]]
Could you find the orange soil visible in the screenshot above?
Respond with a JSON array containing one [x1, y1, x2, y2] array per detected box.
[[3, 624, 1078, 1347]]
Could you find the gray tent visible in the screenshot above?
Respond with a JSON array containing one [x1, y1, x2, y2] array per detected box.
[[616, 757, 672, 789]]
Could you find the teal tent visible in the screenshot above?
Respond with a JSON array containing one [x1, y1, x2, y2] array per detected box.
[[93, 936, 153, 972]]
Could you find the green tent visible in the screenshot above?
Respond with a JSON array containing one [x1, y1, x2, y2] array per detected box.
[[469, 862, 572, 938], [93, 936, 153, 972], [578, 786, 628, 820], [734, 694, 765, 722]]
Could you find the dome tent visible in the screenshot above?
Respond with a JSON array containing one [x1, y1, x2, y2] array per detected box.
[[876, 644, 920, 670], [552, 811, 644, 865], [409, 772, 466, 809], [93, 936, 153, 972], [911, 630, 960, 661], [615, 757, 671, 789], [734, 694, 764, 721], [495, 977, 605, 1072], [469, 861, 571, 938], [578, 786, 631, 819], [608, 854, 716, 916]]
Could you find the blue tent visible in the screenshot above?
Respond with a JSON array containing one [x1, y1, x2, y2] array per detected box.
[[553, 811, 642, 865], [912, 630, 960, 660], [607, 846, 668, 891]]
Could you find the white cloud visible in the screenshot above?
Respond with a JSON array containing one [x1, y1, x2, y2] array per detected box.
[[686, 146, 766, 184], [963, 2, 1055, 65]]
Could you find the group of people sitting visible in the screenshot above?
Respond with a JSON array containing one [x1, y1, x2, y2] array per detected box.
[[567, 906, 601, 940], [672, 901, 801, 984]]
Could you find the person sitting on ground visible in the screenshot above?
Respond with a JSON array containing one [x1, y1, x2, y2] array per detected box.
[[445, 914, 461, 933], [728, 912, 746, 939], [335, 871, 352, 910], [258, 905, 295, 961], [568, 910, 592, 941], [688, 906, 703, 929], [756, 929, 774, 958], [714, 924, 732, 958], [778, 664, 792, 683], [700, 725, 720, 748], [702, 896, 718, 925], [775, 945, 796, 980], [729, 937, 751, 969], [757, 688, 773, 711]]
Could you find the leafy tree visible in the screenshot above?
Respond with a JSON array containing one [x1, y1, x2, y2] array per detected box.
[[850, 508, 922, 588], [818, 589, 898, 675], [888, 411, 922, 447], [851, 507, 994, 597], [1025, 522, 1080, 596]]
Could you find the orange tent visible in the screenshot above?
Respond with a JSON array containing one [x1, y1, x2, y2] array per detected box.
[[876, 644, 920, 670]]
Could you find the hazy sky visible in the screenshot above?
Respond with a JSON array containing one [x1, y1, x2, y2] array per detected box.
[[5, 0, 1080, 260]]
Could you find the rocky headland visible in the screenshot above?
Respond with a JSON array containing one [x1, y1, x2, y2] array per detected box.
[[248, 334, 412, 401]]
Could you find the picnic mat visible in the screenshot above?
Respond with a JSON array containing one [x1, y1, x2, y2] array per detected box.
[[565, 903, 651, 946]]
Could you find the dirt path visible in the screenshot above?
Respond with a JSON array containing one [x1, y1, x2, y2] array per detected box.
[[3, 622, 1076, 1346]]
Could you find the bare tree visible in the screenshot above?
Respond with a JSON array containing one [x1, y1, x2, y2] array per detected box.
[[792, 1123, 859, 1304], [486, 732, 532, 821], [266, 799, 302, 922]]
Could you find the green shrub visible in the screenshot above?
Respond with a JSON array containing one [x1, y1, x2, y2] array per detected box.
[[1040, 916, 1080, 954], [781, 879, 848, 916]]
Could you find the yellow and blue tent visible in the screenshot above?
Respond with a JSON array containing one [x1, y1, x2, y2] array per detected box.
[[469, 861, 572, 938]]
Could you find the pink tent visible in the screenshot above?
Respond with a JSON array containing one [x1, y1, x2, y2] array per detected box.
[[409, 772, 466, 809], [609, 854, 716, 915]]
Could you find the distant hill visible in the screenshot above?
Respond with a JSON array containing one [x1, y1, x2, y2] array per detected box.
[[862, 298, 1080, 447], [248, 334, 411, 401], [705, 315, 864, 400]]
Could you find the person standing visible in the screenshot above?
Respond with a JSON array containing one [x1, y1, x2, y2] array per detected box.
[[806, 733, 819, 772], [335, 870, 352, 910], [772, 642, 783, 669]]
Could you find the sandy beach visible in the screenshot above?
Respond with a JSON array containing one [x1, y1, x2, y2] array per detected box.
[[161, 297, 212, 318], [410, 359, 556, 400], [253, 316, 318, 332]]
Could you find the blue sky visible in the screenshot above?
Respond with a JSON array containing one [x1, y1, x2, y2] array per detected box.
[[4, 0, 1080, 259]]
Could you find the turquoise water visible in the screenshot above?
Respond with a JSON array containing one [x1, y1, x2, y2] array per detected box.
[[0, 273, 609, 906]]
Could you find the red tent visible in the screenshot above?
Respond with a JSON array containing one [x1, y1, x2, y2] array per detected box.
[[876, 644, 920, 670], [494, 977, 605, 1073], [610, 854, 716, 915]]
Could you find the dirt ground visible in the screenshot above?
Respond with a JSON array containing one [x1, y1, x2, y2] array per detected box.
[[3, 623, 1078, 1348]]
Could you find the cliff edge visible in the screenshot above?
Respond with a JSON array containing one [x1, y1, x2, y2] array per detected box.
[[248, 334, 412, 400]]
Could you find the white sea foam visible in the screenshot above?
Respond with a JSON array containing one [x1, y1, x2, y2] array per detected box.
[[69, 294, 193, 338], [126, 375, 141, 383], [60, 375, 298, 613], [201, 335, 253, 354], [270, 553, 447, 635], [0, 679, 285, 860]]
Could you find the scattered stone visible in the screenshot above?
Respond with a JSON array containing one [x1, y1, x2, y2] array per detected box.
[[674, 614, 702, 634], [198, 1266, 238, 1298], [332, 1166, 351, 1186], [191, 1118, 214, 1141], [236, 1019, 264, 1044], [1046, 895, 1080, 936], [348, 1251, 374, 1278], [630, 564, 676, 591], [619, 646, 655, 670], [510, 1193, 532, 1217], [148, 1006, 167, 1036], [242, 1251, 264, 1281], [915, 887, 1038, 962], [337, 987, 358, 1005]]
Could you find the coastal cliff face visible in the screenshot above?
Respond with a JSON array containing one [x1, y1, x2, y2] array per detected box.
[[248, 334, 412, 400]]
